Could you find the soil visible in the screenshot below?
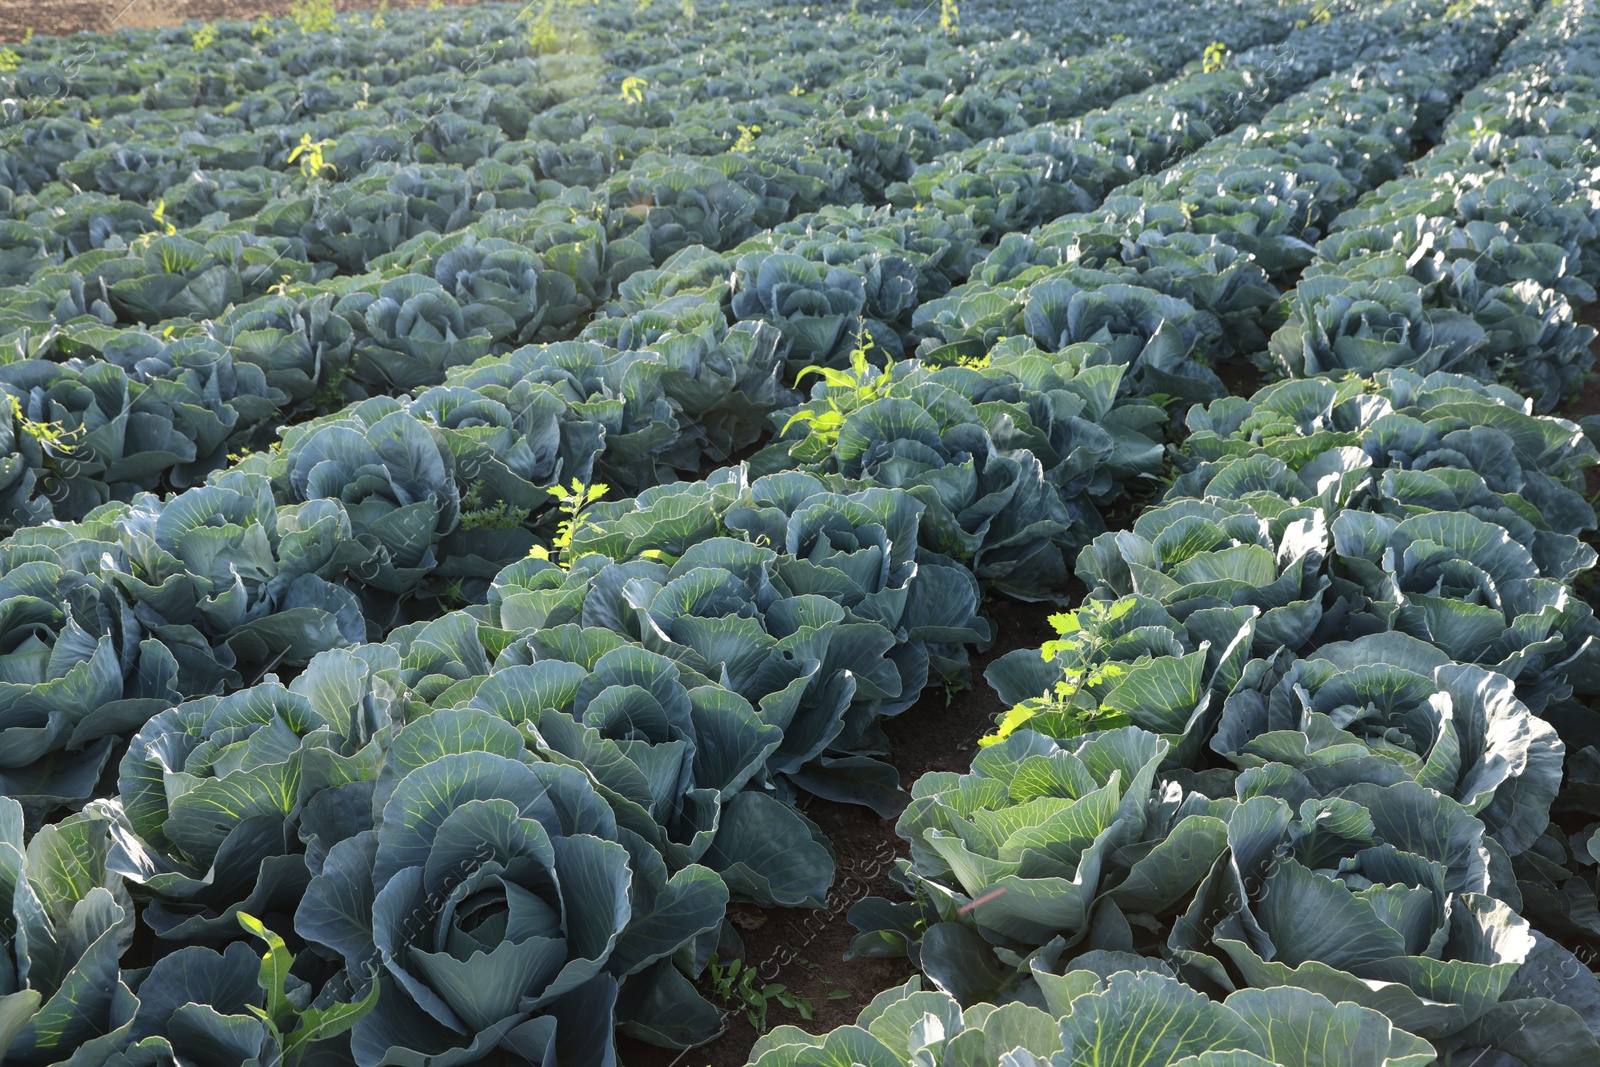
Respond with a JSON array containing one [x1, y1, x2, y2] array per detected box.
[[1214, 353, 1264, 400], [617, 595, 1056, 1067], [1567, 305, 1600, 421], [0, 0, 476, 42], [1564, 305, 1600, 514]]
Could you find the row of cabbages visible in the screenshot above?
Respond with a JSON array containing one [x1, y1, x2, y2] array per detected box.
[[0, 1, 1335, 1062], [0, 321, 803, 829], [0, 0, 1326, 535], [0, 0, 1274, 205], [0, 0, 1492, 881], [1264, 2, 1600, 411], [842, 386, 1600, 1060], [0, 4, 1428, 1063], [0, 0, 1295, 285], [912, 0, 1578, 410], [0, 0, 1341, 831], [0, 0, 1396, 824], [843, 420, 1600, 1061], [11, 3, 1600, 1067], [0, 0, 1350, 831], [742, 0, 1530, 598], [22, 468, 999, 1064], [0, 324, 1178, 805], [824, 2, 1600, 1065], [643, 0, 1441, 374], [0, 2, 1050, 203]]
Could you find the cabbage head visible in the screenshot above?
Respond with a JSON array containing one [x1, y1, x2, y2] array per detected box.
[[298, 746, 728, 1064]]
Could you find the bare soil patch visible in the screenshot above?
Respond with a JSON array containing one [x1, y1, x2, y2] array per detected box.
[[1568, 304, 1600, 422]]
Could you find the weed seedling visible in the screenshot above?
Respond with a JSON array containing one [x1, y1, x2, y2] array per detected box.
[[782, 333, 895, 461], [527, 478, 609, 567], [731, 124, 761, 152], [794, 958, 853, 1005], [237, 913, 379, 1065], [150, 199, 176, 237], [705, 955, 810, 1032], [289, 134, 338, 181], [979, 599, 1136, 746], [8, 395, 80, 456], [460, 483, 531, 532], [527, 5, 559, 52], [287, 0, 337, 34], [619, 76, 649, 104]]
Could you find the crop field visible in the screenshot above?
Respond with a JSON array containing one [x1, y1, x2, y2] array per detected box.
[[0, 1, 482, 42], [0, 0, 1599, 1064]]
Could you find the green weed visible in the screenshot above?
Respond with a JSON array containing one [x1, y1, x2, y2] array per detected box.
[[8, 394, 80, 456], [237, 913, 379, 1066], [619, 75, 649, 104], [731, 123, 761, 152], [289, 133, 338, 180], [980, 600, 1135, 747], [704, 955, 811, 1032], [783, 334, 894, 461], [288, 0, 337, 34], [527, 477, 609, 567]]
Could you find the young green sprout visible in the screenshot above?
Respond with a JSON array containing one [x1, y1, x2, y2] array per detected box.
[[237, 912, 380, 1066], [528, 478, 610, 567], [289, 133, 338, 180], [980, 599, 1137, 746]]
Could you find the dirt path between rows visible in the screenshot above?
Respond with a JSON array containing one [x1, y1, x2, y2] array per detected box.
[[0, 0, 477, 41]]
